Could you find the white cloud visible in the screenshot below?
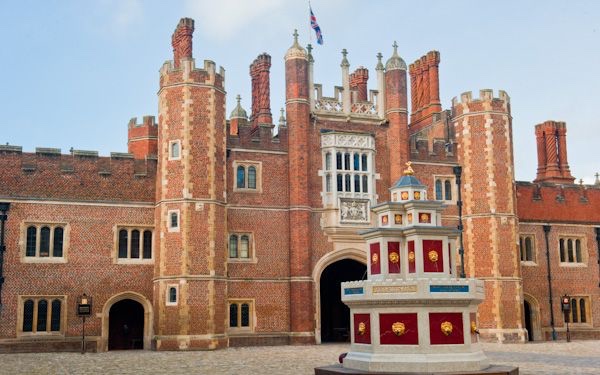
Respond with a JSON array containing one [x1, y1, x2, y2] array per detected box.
[[184, 0, 287, 41]]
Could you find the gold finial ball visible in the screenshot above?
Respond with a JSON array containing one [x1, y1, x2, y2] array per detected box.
[[358, 322, 367, 335], [428, 250, 439, 262], [388, 251, 399, 264], [392, 322, 406, 336], [441, 321, 453, 336]]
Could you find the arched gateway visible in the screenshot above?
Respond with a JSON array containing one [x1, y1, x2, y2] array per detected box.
[[318, 258, 367, 343], [100, 292, 153, 352], [109, 299, 144, 350]]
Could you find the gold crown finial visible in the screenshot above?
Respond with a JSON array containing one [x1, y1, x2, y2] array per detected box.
[[403, 161, 414, 176]]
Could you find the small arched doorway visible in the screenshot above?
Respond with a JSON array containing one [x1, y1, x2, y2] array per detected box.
[[320, 259, 367, 343], [524, 300, 534, 341], [108, 299, 144, 350]]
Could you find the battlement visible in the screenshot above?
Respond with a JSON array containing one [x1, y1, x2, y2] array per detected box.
[[517, 181, 600, 223], [227, 119, 288, 152], [0, 149, 157, 202], [128, 116, 158, 159], [128, 116, 157, 129], [451, 89, 510, 106], [159, 58, 226, 89]]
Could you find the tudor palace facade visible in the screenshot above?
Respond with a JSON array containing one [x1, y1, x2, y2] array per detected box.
[[0, 18, 599, 352]]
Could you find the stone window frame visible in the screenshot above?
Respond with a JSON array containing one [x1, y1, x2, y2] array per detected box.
[[519, 234, 537, 265], [167, 209, 180, 233], [227, 232, 257, 263], [17, 295, 66, 337], [114, 225, 154, 264], [558, 236, 587, 266], [168, 139, 181, 161], [433, 175, 456, 203], [564, 296, 592, 325], [233, 161, 263, 193], [166, 284, 179, 306], [320, 133, 377, 209], [21, 222, 69, 264], [228, 299, 255, 332]]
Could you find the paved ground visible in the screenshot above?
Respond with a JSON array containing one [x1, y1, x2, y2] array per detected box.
[[1, 341, 599, 375]]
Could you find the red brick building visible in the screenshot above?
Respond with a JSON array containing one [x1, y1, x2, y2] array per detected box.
[[0, 18, 598, 352]]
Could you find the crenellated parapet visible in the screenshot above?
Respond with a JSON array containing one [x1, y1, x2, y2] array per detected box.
[[409, 110, 456, 161], [451, 89, 510, 116], [128, 116, 158, 159], [517, 181, 600, 223], [227, 120, 288, 151], [0, 146, 156, 202]]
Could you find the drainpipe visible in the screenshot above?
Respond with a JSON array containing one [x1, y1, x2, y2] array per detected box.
[[0, 202, 10, 314], [543, 224, 557, 340], [595, 227, 600, 286]]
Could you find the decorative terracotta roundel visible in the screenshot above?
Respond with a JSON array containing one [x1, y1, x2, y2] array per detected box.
[[428, 250, 439, 262], [392, 322, 406, 336], [388, 251, 399, 264], [358, 322, 367, 335], [408, 251, 415, 262], [441, 321, 453, 336], [401, 191, 409, 200], [414, 191, 421, 200], [372, 253, 379, 264]]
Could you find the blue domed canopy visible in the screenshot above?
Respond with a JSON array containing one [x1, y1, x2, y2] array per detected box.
[[393, 174, 425, 188]]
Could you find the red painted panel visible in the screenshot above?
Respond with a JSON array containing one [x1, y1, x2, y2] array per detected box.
[[429, 312, 464, 345], [370, 242, 381, 275], [379, 313, 419, 345], [408, 240, 415, 273], [354, 313, 371, 344], [423, 239, 444, 273], [388, 241, 401, 274]]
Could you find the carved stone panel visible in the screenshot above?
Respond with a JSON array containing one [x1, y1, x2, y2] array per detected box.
[[340, 198, 370, 223]]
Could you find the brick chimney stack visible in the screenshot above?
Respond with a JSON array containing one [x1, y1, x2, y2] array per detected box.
[[171, 18, 194, 69], [409, 51, 441, 126], [250, 53, 273, 128], [350, 67, 369, 102], [534, 121, 575, 184]]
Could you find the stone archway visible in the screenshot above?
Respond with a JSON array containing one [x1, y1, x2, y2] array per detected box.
[[99, 292, 153, 352], [313, 249, 367, 344], [109, 299, 144, 350], [523, 294, 541, 341]]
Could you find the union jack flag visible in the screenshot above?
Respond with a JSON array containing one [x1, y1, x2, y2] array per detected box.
[[310, 7, 323, 45]]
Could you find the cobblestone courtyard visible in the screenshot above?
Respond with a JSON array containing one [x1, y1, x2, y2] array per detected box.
[[1, 341, 599, 375]]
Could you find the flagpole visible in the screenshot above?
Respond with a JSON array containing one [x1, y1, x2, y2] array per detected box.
[[308, 0, 313, 45]]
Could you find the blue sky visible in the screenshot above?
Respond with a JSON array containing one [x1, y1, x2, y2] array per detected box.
[[1, 0, 599, 183]]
